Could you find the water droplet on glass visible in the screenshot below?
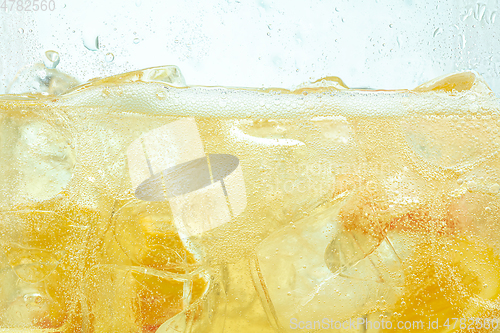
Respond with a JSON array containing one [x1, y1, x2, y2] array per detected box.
[[133, 38, 140, 44], [474, 3, 486, 21], [491, 11, 497, 24], [459, 34, 466, 49], [135, 0, 142, 6], [433, 27, 441, 37], [462, 7, 473, 21], [82, 33, 99, 51], [44, 50, 60, 69], [105, 52, 114, 62], [389, 24, 393, 28], [18, 28, 24, 33]]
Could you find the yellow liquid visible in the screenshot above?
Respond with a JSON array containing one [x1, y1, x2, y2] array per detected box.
[[0, 67, 499, 332]]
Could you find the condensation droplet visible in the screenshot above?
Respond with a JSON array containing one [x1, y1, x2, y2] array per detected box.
[[490, 183, 500, 193], [18, 28, 24, 33], [474, 3, 486, 21], [462, 8, 473, 21], [135, 0, 142, 6], [133, 38, 140, 44], [44, 50, 60, 69], [105, 53, 114, 62], [83, 33, 99, 51], [433, 27, 442, 37]]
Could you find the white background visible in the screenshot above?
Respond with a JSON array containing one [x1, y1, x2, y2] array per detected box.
[[1, 0, 499, 94]]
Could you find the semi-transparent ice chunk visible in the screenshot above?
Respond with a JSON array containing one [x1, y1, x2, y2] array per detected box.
[[7, 63, 79, 96], [0, 115, 75, 204], [86, 65, 186, 87], [84, 264, 210, 332], [253, 195, 412, 331]]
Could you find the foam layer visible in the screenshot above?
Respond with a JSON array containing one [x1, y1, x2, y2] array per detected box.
[[2, 69, 499, 119]]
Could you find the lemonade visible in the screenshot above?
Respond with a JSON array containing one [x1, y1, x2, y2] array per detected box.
[[0, 65, 499, 332]]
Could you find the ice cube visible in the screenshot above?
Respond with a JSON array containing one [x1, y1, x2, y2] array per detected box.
[[0, 253, 67, 330], [0, 115, 75, 204], [84, 264, 209, 332], [253, 194, 411, 331], [0, 211, 86, 283], [7, 63, 79, 96], [86, 65, 186, 87], [112, 200, 202, 271]]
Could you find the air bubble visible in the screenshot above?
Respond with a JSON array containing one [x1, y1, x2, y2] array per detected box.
[[24, 293, 43, 305], [105, 53, 115, 62], [156, 90, 166, 99], [467, 180, 477, 191], [44, 50, 60, 69]]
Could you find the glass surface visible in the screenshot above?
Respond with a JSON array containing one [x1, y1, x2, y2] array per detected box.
[[1, 0, 499, 93], [1, 1, 500, 333]]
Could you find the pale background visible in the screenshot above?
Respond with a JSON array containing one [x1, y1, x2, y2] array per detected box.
[[1, 0, 499, 94]]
